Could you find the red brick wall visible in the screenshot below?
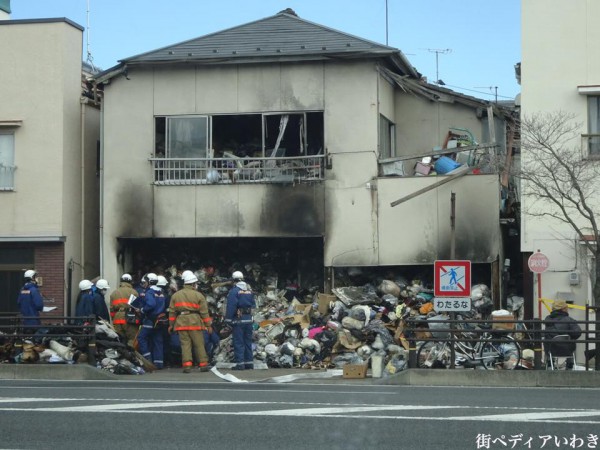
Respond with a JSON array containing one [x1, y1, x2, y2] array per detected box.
[[35, 243, 65, 318]]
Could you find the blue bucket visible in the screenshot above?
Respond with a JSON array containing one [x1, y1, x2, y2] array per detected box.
[[434, 156, 461, 174]]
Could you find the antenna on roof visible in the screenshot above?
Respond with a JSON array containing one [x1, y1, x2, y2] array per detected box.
[[426, 48, 452, 85], [85, 0, 96, 70]]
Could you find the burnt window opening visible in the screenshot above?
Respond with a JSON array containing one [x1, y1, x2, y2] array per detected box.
[[118, 237, 325, 294], [156, 112, 324, 159]]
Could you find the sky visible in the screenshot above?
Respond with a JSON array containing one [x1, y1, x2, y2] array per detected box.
[[9, 0, 521, 102]]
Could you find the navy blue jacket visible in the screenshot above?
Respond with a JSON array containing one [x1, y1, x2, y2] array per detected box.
[[141, 286, 166, 326], [92, 293, 110, 322], [17, 282, 44, 326], [225, 282, 256, 324], [75, 291, 96, 319]]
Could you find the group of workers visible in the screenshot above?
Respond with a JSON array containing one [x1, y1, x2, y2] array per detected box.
[[16, 268, 257, 373]]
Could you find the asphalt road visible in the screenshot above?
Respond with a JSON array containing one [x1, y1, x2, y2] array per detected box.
[[0, 380, 599, 450]]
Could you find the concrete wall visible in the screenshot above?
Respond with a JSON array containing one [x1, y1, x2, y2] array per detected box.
[[521, 0, 600, 312], [101, 57, 501, 285]]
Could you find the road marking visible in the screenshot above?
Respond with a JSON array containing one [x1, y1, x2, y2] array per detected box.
[[0, 397, 599, 424]]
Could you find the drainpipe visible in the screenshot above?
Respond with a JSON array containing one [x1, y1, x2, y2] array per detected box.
[[80, 99, 86, 279], [99, 96, 104, 276]]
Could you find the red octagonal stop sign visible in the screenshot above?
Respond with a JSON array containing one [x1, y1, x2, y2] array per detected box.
[[528, 252, 549, 273]]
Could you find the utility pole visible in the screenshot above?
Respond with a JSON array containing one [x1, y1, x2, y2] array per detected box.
[[476, 86, 499, 104], [385, 0, 389, 45], [426, 48, 452, 84]]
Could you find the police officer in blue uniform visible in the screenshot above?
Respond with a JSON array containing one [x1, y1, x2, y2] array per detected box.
[[17, 269, 44, 333], [137, 273, 165, 369], [225, 271, 256, 370], [75, 280, 96, 323]]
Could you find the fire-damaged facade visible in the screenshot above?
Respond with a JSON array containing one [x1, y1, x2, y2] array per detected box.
[[94, 10, 517, 298]]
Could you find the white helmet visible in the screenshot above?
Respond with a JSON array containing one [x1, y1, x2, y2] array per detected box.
[[96, 279, 110, 291], [157, 275, 168, 287], [24, 269, 37, 279], [121, 273, 132, 282], [79, 279, 93, 291], [232, 271, 244, 280], [182, 271, 198, 284], [145, 273, 158, 284]]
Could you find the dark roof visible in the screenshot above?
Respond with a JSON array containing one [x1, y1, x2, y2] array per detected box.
[[116, 11, 417, 77]]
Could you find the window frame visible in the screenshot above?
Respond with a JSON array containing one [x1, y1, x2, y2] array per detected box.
[[379, 114, 396, 160], [0, 130, 16, 191]]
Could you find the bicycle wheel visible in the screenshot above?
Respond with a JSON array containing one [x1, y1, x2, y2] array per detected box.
[[479, 335, 522, 370], [416, 341, 451, 369]]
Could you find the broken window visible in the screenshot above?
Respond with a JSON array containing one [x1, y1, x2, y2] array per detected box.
[[153, 112, 325, 184]]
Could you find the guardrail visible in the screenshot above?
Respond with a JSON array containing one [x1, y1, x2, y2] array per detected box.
[[0, 314, 97, 365], [149, 155, 325, 185], [404, 308, 600, 371]]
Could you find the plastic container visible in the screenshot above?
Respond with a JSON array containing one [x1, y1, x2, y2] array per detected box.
[[427, 315, 450, 339], [371, 354, 384, 378], [434, 156, 461, 174]]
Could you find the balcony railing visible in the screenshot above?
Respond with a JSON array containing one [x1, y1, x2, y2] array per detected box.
[[150, 155, 325, 185], [0, 164, 16, 191], [581, 134, 600, 159]]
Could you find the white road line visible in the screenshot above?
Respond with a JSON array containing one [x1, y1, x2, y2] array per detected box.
[[24, 400, 269, 412], [457, 410, 600, 422], [244, 405, 456, 416]]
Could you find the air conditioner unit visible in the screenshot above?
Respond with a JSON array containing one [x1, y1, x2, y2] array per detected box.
[[569, 271, 580, 286]]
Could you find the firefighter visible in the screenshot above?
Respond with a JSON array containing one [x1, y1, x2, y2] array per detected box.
[[17, 269, 44, 333], [137, 273, 165, 369], [225, 271, 256, 370], [109, 274, 139, 347], [169, 270, 213, 373], [93, 279, 111, 322], [75, 280, 96, 324], [157, 275, 173, 367]]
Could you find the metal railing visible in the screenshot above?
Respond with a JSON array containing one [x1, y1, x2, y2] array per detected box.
[[581, 134, 600, 159], [404, 311, 600, 371], [0, 314, 97, 365], [0, 164, 16, 190], [149, 155, 325, 185]]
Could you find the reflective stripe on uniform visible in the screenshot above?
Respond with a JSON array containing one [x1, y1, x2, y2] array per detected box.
[[174, 302, 199, 309], [175, 325, 204, 331], [113, 319, 126, 325]]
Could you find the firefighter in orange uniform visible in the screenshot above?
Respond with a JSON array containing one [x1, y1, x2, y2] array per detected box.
[[109, 273, 139, 347], [169, 270, 213, 373]]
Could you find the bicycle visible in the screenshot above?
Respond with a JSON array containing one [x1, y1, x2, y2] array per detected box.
[[416, 319, 522, 370]]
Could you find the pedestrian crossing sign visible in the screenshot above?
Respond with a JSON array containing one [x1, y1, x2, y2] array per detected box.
[[434, 260, 471, 297]]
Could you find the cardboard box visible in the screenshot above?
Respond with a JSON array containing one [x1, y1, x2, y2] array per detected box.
[[343, 364, 367, 379], [492, 314, 515, 330], [317, 293, 335, 315]]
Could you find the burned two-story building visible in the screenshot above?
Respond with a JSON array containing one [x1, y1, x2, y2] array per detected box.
[[94, 10, 517, 297]]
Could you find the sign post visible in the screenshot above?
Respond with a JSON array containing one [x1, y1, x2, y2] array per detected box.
[[528, 250, 549, 318]]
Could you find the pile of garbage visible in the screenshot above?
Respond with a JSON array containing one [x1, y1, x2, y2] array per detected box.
[[0, 319, 151, 375], [203, 268, 508, 376]]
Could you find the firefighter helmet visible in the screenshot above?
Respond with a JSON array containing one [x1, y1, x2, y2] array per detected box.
[[232, 271, 244, 280], [79, 280, 93, 291], [96, 279, 110, 291]]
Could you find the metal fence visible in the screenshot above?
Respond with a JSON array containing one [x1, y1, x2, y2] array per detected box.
[[404, 308, 600, 371], [0, 164, 15, 190], [0, 314, 97, 365], [150, 155, 325, 185]]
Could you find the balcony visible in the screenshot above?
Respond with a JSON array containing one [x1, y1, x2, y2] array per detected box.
[[150, 155, 325, 185], [581, 134, 600, 159], [0, 164, 16, 191]]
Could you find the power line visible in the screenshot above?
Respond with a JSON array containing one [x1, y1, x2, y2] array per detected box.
[[443, 84, 515, 100]]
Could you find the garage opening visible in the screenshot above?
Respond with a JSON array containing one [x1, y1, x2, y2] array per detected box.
[[117, 237, 324, 295]]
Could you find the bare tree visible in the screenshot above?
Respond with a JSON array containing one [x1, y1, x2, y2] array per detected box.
[[516, 111, 600, 303]]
